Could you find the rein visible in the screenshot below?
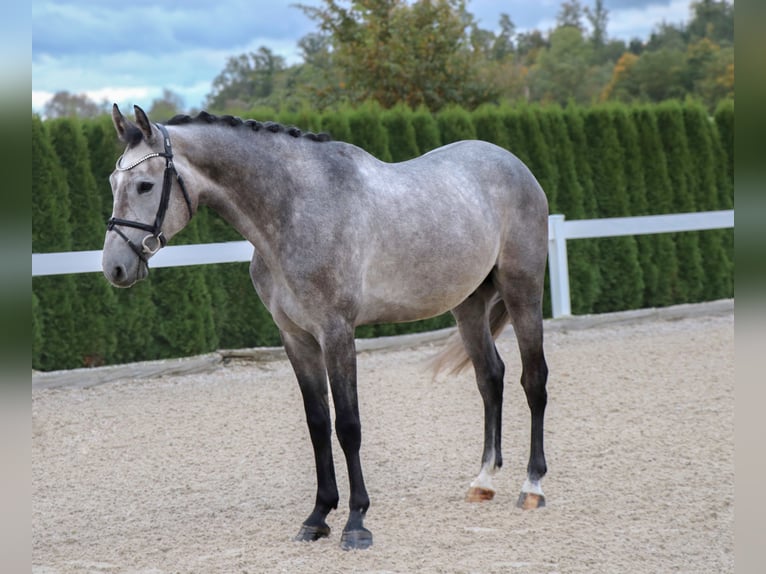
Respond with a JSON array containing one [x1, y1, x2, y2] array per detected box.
[[107, 123, 193, 264]]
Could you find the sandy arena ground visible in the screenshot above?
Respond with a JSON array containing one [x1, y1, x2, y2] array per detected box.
[[33, 303, 734, 573]]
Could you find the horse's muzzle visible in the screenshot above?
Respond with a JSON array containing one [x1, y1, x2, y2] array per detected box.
[[102, 253, 149, 288]]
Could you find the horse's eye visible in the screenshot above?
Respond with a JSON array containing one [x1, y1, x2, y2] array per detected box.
[[138, 181, 154, 194]]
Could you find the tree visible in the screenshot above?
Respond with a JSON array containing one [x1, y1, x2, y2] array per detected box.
[[631, 48, 687, 101], [48, 118, 118, 366], [321, 109, 353, 142], [528, 26, 595, 105], [582, 107, 643, 312], [688, 0, 734, 45], [149, 89, 186, 119], [206, 47, 287, 111], [32, 116, 78, 369], [682, 103, 733, 299], [609, 105, 659, 308], [491, 14, 516, 60], [556, 0, 586, 31], [149, 213, 219, 360], [472, 104, 510, 150], [382, 104, 420, 162], [630, 106, 680, 306], [299, 0, 489, 110], [585, 0, 609, 61], [537, 106, 598, 314], [436, 105, 476, 145], [563, 107, 601, 313], [601, 52, 640, 102], [655, 101, 705, 302], [346, 101, 392, 161], [410, 105, 441, 153], [42, 91, 106, 119]]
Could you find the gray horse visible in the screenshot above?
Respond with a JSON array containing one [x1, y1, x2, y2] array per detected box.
[[102, 105, 549, 550]]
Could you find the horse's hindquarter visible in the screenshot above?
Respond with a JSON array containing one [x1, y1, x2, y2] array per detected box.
[[355, 141, 542, 325]]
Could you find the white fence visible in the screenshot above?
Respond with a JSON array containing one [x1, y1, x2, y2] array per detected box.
[[33, 210, 734, 318], [547, 210, 733, 317]]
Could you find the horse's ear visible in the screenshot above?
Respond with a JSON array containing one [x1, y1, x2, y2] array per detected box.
[[133, 105, 156, 144], [112, 103, 135, 143]]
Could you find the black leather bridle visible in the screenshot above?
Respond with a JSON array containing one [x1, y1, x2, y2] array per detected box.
[[106, 123, 193, 264]]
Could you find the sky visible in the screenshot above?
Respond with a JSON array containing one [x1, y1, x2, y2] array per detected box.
[[32, 0, 700, 114]]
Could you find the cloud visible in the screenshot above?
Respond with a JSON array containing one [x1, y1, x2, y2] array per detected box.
[[32, 0, 320, 112], [32, 0, 319, 56], [608, 0, 692, 40]]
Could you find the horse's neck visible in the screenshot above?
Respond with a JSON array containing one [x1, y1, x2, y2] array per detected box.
[[189, 128, 305, 254]]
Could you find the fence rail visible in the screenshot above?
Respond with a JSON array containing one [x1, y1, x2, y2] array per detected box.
[[547, 210, 734, 317], [33, 210, 734, 318]]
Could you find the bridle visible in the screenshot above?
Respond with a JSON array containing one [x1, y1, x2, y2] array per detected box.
[[106, 123, 193, 264]]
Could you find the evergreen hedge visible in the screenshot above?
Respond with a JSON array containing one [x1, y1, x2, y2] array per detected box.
[[32, 101, 735, 371]]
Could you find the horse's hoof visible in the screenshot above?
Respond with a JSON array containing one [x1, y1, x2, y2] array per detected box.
[[340, 528, 373, 551], [516, 491, 546, 510], [465, 486, 495, 502], [294, 522, 331, 542]]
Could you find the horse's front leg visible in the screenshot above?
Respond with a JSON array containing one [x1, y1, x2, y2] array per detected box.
[[322, 322, 372, 550], [282, 331, 339, 542]]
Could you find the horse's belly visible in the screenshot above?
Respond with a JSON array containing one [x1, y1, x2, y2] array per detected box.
[[356, 246, 497, 325]]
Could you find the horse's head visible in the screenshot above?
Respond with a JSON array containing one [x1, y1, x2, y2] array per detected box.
[[102, 104, 194, 287]]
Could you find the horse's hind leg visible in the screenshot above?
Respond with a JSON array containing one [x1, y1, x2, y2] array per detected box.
[[496, 272, 549, 509], [453, 282, 506, 502]]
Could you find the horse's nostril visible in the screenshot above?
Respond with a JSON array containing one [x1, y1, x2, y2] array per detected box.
[[113, 265, 126, 282]]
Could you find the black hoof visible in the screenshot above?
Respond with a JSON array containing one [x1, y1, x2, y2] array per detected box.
[[340, 528, 373, 551], [294, 522, 331, 542]]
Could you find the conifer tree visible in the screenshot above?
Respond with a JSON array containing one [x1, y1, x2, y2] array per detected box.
[[714, 100, 734, 197], [278, 106, 323, 134], [524, 106, 558, 213], [501, 108, 529, 164], [609, 104, 659, 308], [709, 104, 734, 291], [149, 210, 219, 360], [655, 102, 705, 302], [197, 206, 281, 349], [48, 118, 118, 366], [382, 103, 420, 162], [83, 115, 123, 222], [347, 101, 392, 161], [582, 107, 643, 312], [410, 105, 441, 153], [562, 107, 601, 314], [32, 115, 78, 370], [321, 110, 352, 142], [630, 106, 680, 306], [436, 105, 476, 145], [471, 104, 511, 150], [540, 107, 599, 314], [682, 103, 732, 299]]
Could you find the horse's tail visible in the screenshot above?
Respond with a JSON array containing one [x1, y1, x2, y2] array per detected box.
[[430, 294, 510, 378]]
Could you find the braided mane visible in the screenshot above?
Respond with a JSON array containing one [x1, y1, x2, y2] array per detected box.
[[166, 111, 332, 142]]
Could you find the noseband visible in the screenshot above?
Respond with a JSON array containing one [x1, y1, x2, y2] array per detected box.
[[107, 123, 193, 264]]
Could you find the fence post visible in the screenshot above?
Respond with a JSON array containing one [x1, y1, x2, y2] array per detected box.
[[547, 214, 571, 318]]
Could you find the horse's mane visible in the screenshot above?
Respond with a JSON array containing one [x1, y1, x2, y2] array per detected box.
[[166, 111, 332, 143]]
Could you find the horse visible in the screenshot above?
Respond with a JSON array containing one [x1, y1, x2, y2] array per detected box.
[[102, 104, 550, 550]]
